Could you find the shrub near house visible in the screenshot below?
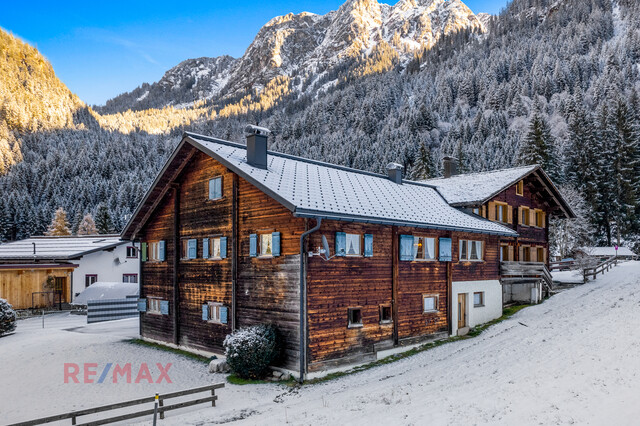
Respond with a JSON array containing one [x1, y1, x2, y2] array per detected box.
[[0, 298, 17, 335]]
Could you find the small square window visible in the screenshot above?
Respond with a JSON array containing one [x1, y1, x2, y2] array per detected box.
[[209, 237, 222, 259], [148, 298, 162, 314], [474, 292, 484, 307], [348, 308, 363, 327], [85, 274, 97, 288], [123, 274, 138, 283], [207, 302, 223, 323], [423, 295, 438, 313], [379, 305, 392, 323], [209, 177, 223, 200], [126, 246, 138, 258]]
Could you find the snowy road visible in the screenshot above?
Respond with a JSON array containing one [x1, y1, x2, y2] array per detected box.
[[2, 262, 640, 425]]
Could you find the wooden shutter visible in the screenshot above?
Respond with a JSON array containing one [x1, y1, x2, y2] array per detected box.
[[530, 209, 536, 227], [215, 177, 222, 199], [158, 240, 166, 261], [335, 232, 346, 257], [220, 237, 227, 259], [519, 245, 523, 261], [507, 206, 513, 224], [541, 211, 547, 228], [399, 235, 413, 261], [220, 306, 228, 324], [531, 247, 538, 262], [202, 238, 209, 258], [488, 202, 496, 221], [160, 300, 169, 315], [439, 237, 452, 262], [271, 232, 281, 256], [517, 207, 523, 226], [481, 205, 486, 218], [188, 239, 197, 259], [249, 234, 257, 257], [209, 179, 215, 200], [508, 245, 514, 261], [141, 243, 148, 262], [364, 234, 373, 257], [137, 299, 147, 312], [202, 304, 209, 321]]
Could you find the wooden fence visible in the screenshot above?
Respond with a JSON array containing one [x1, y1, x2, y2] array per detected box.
[[8, 383, 224, 426], [583, 256, 618, 282], [86, 296, 139, 324]]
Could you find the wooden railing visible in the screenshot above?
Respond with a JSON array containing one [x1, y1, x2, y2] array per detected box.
[[501, 261, 554, 292], [549, 259, 577, 271], [8, 383, 224, 426], [583, 256, 618, 282]]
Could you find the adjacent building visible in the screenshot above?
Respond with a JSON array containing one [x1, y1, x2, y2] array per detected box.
[[0, 236, 140, 309]]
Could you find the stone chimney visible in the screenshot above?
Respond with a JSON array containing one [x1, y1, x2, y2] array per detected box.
[[244, 124, 271, 169], [443, 156, 458, 178], [386, 163, 404, 184]]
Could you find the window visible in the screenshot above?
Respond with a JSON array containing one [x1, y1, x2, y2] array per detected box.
[[348, 308, 363, 327], [209, 176, 222, 200], [379, 305, 392, 324], [85, 274, 97, 288], [522, 246, 531, 262], [146, 241, 165, 262], [207, 302, 224, 323], [126, 246, 138, 258], [521, 207, 531, 226], [460, 240, 483, 262], [413, 237, 436, 260], [345, 233, 361, 256], [148, 298, 162, 314], [472, 207, 480, 215], [181, 239, 197, 259], [500, 245, 512, 261], [209, 237, 222, 259], [536, 210, 545, 228], [260, 233, 273, 256], [123, 274, 138, 283], [537, 247, 545, 263], [474, 292, 484, 307], [516, 180, 524, 196], [423, 295, 438, 313], [495, 203, 509, 223]]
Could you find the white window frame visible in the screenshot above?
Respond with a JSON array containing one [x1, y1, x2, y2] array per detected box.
[[423, 295, 439, 313], [85, 274, 97, 287], [123, 274, 138, 283], [209, 237, 222, 259], [413, 236, 437, 261], [207, 302, 224, 323], [460, 240, 483, 262], [147, 298, 162, 315], [345, 233, 362, 256], [126, 246, 138, 258], [259, 233, 273, 257], [474, 292, 484, 307]]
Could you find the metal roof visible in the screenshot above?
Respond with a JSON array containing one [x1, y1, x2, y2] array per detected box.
[[180, 133, 517, 236], [0, 236, 127, 261]]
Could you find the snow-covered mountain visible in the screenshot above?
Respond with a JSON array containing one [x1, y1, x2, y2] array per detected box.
[[101, 0, 485, 112]]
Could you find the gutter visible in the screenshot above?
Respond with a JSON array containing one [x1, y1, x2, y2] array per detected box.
[[299, 218, 322, 383]]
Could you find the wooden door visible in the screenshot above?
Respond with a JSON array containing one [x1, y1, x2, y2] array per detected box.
[[458, 293, 467, 329], [54, 277, 67, 303]]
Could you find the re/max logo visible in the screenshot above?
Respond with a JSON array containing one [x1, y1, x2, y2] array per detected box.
[[64, 363, 172, 384]]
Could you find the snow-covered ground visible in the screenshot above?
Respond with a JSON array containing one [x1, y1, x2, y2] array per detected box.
[[2, 262, 640, 425]]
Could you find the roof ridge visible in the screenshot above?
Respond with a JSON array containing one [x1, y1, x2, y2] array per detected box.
[[423, 164, 539, 182], [184, 132, 438, 189]]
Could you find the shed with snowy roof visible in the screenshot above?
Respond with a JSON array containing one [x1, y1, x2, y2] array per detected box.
[[0, 235, 140, 309]]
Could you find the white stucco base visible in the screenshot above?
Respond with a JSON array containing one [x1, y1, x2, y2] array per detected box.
[[451, 280, 502, 337]]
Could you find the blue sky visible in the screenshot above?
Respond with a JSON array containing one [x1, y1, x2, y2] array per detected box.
[[1, 0, 509, 106]]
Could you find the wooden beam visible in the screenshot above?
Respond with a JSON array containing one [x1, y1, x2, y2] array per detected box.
[[172, 183, 181, 346]]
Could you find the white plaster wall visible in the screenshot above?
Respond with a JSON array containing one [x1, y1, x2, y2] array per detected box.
[[451, 280, 502, 336], [71, 243, 140, 300]]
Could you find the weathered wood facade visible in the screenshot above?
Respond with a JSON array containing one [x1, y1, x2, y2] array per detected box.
[[124, 131, 526, 377]]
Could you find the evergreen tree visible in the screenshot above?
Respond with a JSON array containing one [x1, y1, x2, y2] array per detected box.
[[77, 213, 98, 235], [412, 143, 436, 180], [46, 207, 71, 236], [517, 99, 557, 178], [95, 205, 114, 234]]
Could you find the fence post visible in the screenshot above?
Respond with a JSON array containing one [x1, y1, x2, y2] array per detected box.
[[159, 394, 165, 420], [211, 388, 216, 407], [153, 393, 159, 426]]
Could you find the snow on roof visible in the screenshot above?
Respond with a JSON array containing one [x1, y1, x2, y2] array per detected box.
[[186, 134, 517, 236], [0, 236, 126, 261], [579, 246, 636, 257], [72, 282, 139, 305], [422, 165, 539, 206]]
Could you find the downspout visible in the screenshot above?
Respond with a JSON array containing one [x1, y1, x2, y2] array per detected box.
[[299, 217, 322, 384]]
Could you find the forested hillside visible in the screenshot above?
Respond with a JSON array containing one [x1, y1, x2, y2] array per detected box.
[[0, 0, 639, 251]]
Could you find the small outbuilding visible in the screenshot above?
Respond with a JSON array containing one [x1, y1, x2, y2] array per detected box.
[[575, 246, 637, 261], [0, 236, 140, 309]]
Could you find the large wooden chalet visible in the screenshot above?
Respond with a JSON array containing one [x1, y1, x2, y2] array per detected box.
[[122, 127, 572, 380]]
